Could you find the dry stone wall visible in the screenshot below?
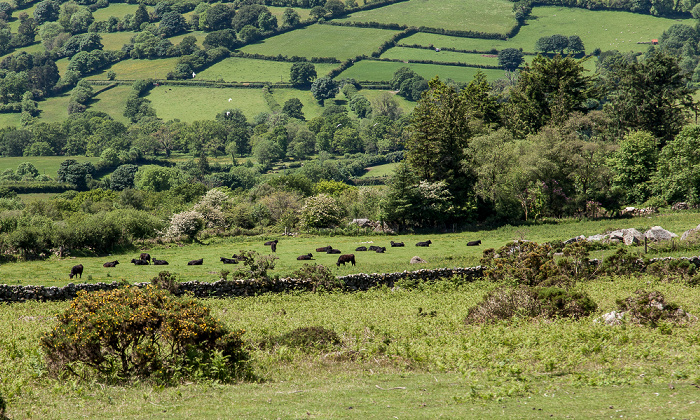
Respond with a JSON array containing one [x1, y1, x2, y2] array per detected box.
[[0, 267, 484, 303]]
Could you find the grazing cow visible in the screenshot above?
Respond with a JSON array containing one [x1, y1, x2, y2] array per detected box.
[[139, 253, 151, 264], [375, 247, 386, 253], [264, 239, 278, 246], [467, 240, 482, 246], [327, 248, 341, 254], [297, 253, 313, 260], [355, 246, 368, 251], [69, 264, 83, 279], [315, 245, 332, 252], [220, 257, 239, 264], [103, 260, 119, 268], [188, 258, 203, 265], [336, 254, 356, 267], [152, 258, 169, 265], [270, 242, 277, 253], [416, 240, 432, 247], [131, 258, 149, 265], [368, 245, 381, 251], [390, 241, 405, 247]]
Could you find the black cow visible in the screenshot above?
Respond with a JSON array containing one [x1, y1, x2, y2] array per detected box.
[[375, 247, 386, 253], [355, 246, 368, 251], [139, 253, 151, 264], [103, 260, 119, 267], [188, 258, 204, 265], [220, 257, 239, 264], [297, 253, 313, 260], [336, 254, 356, 267], [69, 264, 83, 279], [264, 239, 278, 246], [153, 258, 169, 265], [368, 245, 381, 251], [467, 240, 482, 246], [327, 248, 341, 254], [316, 245, 332, 252], [390, 241, 405, 247], [131, 258, 149, 265], [416, 240, 432, 247]]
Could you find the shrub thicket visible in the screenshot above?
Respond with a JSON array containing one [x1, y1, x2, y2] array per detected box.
[[615, 289, 694, 327], [292, 263, 340, 292], [40, 286, 249, 383]]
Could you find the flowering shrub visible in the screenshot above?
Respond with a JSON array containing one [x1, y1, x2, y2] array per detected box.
[[40, 286, 249, 383], [299, 193, 345, 229], [193, 189, 229, 229], [165, 210, 205, 240]]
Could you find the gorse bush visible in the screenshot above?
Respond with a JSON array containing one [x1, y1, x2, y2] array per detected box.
[[151, 271, 179, 294], [40, 286, 249, 384], [615, 289, 694, 328], [465, 285, 597, 324], [292, 263, 339, 292], [480, 241, 558, 286]]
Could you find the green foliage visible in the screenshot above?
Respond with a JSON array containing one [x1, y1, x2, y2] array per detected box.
[[40, 286, 249, 383], [292, 263, 340, 292], [260, 326, 341, 351], [300, 193, 345, 229], [652, 125, 700, 205], [310, 76, 339, 103], [481, 241, 558, 287], [599, 248, 647, 276], [615, 289, 689, 327], [229, 250, 278, 282], [497, 48, 523, 72], [609, 130, 658, 204], [150, 271, 180, 294]]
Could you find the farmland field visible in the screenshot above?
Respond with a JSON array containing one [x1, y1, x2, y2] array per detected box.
[[267, 88, 327, 120], [168, 31, 208, 48], [240, 25, 400, 60], [381, 47, 504, 66], [91, 3, 144, 21], [0, 156, 101, 176], [99, 31, 137, 51], [197, 57, 339, 83], [145, 85, 269, 121], [88, 85, 135, 123], [401, 6, 690, 54], [0, 113, 21, 128], [360, 162, 398, 177], [267, 6, 312, 21], [334, 0, 517, 34], [35, 94, 72, 123], [339, 59, 506, 82], [86, 57, 180, 81]]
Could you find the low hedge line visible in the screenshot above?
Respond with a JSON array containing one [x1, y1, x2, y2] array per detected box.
[[0, 181, 73, 194]]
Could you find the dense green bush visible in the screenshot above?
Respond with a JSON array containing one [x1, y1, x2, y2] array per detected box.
[[292, 263, 339, 292], [40, 286, 250, 383]]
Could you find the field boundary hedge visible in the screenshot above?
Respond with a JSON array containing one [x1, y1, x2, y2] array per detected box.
[[367, 57, 502, 70]]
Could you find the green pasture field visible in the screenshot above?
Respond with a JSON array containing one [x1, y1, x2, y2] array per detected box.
[[267, 6, 311, 21], [339, 59, 506, 82], [334, 0, 516, 35], [54, 58, 69, 79], [268, 88, 326, 119], [2, 210, 699, 288], [16, 193, 58, 203], [99, 31, 137, 51], [88, 85, 134, 123], [240, 25, 400, 60], [35, 93, 71, 123], [2, 275, 700, 418], [382, 47, 509, 67], [0, 42, 43, 64], [91, 3, 144, 21], [0, 155, 100, 176], [145, 85, 269, 121], [7, 3, 39, 32], [168, 31, 207, 48], [86, 57, 180, 81], [356, 89, 416, 113], [0, 113, 20, 128], [360, 162, 398, 177], [402, 6, 690, 54], [196, 57, 339, 83]]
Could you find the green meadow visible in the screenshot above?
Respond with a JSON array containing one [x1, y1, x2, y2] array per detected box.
[[339, 60, 506, 82], [360, 162, 398, 177], [99, 31, 137, 51], [88, 85, 136, 123], [91, 3, 145, 21], [168, 31, 208, 48], [35, 93, 72, 123], [86, 57, 180, 81], [335, 0, 517, 34], [0, 155, 101, 176], [197, 57, 339, 83], [145, 85, 269, 121], [240, 25, 400, 60], [268, 88, 327, 119]]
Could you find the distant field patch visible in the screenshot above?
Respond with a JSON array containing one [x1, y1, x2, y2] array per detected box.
[[339, 60, 506, 82], [355, 89, 416, 114], [0, 156, 101, 177], [334, 0, 516, 34], [197, 58, 338, 83], [36, 94, 71, 123], [360, 162, 397, 178], [168, 31, 207, 47], [268, 88, 326, 120], [86, 57, 180, 80], [146, 86, 269, 121], [382, 47, 501, 66], [268, 6, 311, 21], [92, 3, 144, 21], [0, 113, 20, 128], [402, 7, 690, 53], [100, 32, 135, 51], [240, 25, 399, 60], [88, 85, 134, 123]]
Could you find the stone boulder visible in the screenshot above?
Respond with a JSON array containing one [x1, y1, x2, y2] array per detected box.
[[410, 256, 427, 264], [587, 234, 607, 242], [644, 226, 678, 241], [606, 230, 624, 243], [681, 223, 700, 241], [622, 228, 644, 245], [595, 311, 625, 326], [564, 235, 586, 245]]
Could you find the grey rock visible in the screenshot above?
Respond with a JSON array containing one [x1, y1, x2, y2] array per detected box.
[[410, 256, 427, 264], [644, 226, 678, 241], [622, 228, 644, 245]]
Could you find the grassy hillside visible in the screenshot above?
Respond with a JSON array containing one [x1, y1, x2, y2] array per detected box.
[[197, 58, 339, 83], [0, 155, 101, 176], [145, 85, 269, 121]]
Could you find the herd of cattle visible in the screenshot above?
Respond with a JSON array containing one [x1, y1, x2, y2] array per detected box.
[[68, 238, 484, 279]]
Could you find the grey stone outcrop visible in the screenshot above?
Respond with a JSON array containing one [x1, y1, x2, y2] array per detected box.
[[681, 224, 700, 241], [644, 226, 678, 241]]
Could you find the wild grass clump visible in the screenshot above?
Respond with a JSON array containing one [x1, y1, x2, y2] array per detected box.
[[292, 263, 341, 292], [260, 326, 341, 352], [465, 285, 597, 324], [615, 289, 695, 328], [40, 286, 250, 384]]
